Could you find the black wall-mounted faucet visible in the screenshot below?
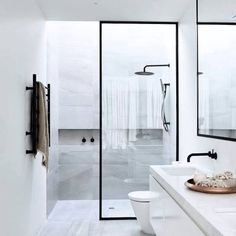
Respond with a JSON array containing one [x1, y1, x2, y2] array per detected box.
[[187, 149, 217, 162]]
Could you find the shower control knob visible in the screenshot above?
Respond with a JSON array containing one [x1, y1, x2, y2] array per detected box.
[[90, 137, 95, 143], [82, 137, 86, 143]]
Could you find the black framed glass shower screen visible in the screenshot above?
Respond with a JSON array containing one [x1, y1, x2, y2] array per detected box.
[[99, 21, 179, 220]]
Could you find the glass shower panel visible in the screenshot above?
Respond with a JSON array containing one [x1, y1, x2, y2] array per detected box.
[[101, 23, 177, 218]]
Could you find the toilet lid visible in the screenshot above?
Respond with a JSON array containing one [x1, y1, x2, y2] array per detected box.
[[128, 191, 159, 202]]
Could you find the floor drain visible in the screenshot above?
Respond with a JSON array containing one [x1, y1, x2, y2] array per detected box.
[[109, 207, 115, 210]]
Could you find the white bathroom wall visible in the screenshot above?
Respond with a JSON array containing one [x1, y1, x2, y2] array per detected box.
[[0, 0, 47, 235], [49, 22, 99, 130], [179, 1, 236, 173], [163, 27, 177, 161], [46, 23, 60, 215], [49, 23, 176, 131]]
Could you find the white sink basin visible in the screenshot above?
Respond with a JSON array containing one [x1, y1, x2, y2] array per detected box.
[[160, 166, 196, 176]]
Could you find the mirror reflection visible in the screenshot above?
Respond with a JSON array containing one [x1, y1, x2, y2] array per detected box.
[[197, 0, 236, 139]]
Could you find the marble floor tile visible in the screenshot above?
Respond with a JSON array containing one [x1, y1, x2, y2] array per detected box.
[[39, 221, 73, 236], [39, 200, 146, 236]]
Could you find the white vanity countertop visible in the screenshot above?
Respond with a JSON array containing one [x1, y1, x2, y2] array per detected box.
[[150, 165, 236, 236]]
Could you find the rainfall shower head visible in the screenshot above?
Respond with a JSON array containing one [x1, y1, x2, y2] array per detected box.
[[135, 71, 154, 76], [135, 64, 170, 76]]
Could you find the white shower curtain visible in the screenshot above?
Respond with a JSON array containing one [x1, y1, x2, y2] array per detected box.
[[128, 78, 139, 142], [147, 78, 162, 129], [102, 76, 162, 149], [103, 77, 129, 149]]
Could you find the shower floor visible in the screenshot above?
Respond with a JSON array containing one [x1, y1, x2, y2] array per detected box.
[[40, 200, 142, 236], [102, 199, 134, 218]]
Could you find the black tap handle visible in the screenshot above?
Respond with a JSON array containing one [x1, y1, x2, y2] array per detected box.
[[211, 149, 217, 160], [82, 137, 86, 143], [90, 137, 95, 143]]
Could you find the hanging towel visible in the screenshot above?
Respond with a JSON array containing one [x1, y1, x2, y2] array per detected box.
[[37, 82, 49, 168]]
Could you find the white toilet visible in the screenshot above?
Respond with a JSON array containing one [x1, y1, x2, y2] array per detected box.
[[128, 191, 159, 235]]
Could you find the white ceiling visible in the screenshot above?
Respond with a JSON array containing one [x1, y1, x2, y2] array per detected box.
[[36, 0, 191, 21]]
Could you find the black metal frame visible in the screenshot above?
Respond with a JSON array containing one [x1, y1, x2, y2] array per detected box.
[[99, 21, 179, 220], [26, 75, 38, 154], [47, 84, 51, 146], [144, 64, 170, 72], [26, 74, 51, 155], [196, 0, 236, 142]]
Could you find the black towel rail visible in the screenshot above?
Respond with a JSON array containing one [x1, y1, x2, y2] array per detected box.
[[25, 74, 51, 155], [45, 84, 51, 147]]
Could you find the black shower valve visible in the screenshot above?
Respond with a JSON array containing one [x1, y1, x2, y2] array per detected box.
[[90, 137, 95, 143], [82, 137, 86, 143]]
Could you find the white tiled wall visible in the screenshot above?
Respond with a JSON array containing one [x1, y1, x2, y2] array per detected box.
[[53, 22, 99, 129]]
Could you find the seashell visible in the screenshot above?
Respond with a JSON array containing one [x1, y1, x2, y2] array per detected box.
[[193, 171, 207, 183]]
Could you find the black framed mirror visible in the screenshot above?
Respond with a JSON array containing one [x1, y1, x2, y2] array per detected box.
[[197, 0, 236, 141]]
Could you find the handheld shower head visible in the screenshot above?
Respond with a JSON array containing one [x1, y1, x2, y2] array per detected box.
[[160, 79, 165, 94]]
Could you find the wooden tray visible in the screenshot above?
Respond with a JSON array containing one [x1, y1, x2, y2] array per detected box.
[[185, 179, 236, 194]]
